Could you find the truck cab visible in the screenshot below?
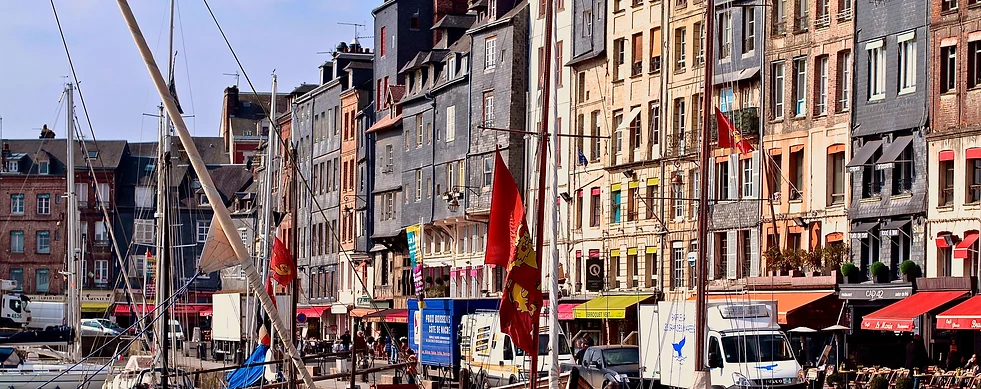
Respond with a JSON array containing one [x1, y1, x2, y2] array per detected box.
[[706, 330, 802, 389], [0, 281, 30, 328], [460, 311, 574, 388]]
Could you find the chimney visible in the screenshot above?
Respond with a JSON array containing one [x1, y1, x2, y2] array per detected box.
[[39, 124, 55, 139], [433, 0, 469, 42], [320, 62, 335, 85], [224, 86, 239, 117]]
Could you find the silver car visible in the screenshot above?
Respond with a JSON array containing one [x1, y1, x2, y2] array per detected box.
[[80, 319, 123, 336]]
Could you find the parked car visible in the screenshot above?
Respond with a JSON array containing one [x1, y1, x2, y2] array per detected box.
[[561, 345, 642, 389], [81, 319, 123, 336], [26, 301, 65, 330], [168, 319, 185, 348]]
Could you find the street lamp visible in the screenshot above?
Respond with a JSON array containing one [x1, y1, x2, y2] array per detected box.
[[442, 186, 480, 212]]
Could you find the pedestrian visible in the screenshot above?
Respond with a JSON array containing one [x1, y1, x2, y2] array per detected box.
[[405, 349, 419, 384], [340, 330, 352, 351], [582, 333, 595, 348], [575, 341, 588, 365]]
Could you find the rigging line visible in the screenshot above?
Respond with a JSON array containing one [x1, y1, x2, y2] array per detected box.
[[175, 0, 198, 133]]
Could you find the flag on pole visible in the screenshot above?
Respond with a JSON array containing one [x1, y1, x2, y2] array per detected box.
[[715, 107, 755, 155], [577, 148, 589, 168], [269, 237, 295, 286], [486, 149, 542, 354]]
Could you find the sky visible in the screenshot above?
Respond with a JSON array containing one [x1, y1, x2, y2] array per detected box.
[[0, 0, 376, 143]]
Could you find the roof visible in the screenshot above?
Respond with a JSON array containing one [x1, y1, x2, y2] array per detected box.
[[433, 14, 477, 30], [291, 84, 318, 95], [388, 85, 406, 104], [424, 50, 449, 64], [567, 50, 606, 67], [447, 35, 472, 53], [210, 165, 254, 201], [3, 139, 128, 170], [344, 61, 374, 71], [399, 52, 429, 73]]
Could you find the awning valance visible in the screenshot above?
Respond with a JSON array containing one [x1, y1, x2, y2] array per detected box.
[[937, 295, 981, 329], [82, 302, 111, 314], [862, 291, 967, 331], [690, 292, 835, 324], [574, 294, 654, 319], [846, 140, 883, 168], [363, 308, 408, 323], [955, 232, 979, 259], [296, 306, 329, 319]]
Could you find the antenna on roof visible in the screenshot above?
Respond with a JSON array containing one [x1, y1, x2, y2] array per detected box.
[[223, 71, 241, 87]]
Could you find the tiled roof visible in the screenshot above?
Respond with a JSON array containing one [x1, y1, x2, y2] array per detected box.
[[388, 85, 406, 104], [433, 14, 477, 30], [3, 139, 128, 172]]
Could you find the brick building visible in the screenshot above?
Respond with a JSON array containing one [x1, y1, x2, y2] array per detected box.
[[219, 86, 291, 165]]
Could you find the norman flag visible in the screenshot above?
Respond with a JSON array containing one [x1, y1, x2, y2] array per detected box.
[[486, 149, 542, 354], [269, 237, 296, 286], [715, 107, 754, 155]]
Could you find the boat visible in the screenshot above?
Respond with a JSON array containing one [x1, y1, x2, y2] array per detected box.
[[102, 356, 193, 389], [0, 348, 108, 389]]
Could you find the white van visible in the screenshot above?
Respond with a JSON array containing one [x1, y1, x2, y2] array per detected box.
[[460, 311, 573, 388], [26, 301, 65, 330], [640, 300, 803, 389]]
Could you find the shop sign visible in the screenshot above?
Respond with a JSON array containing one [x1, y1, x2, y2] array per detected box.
[[27, 295, 65, 302], [356, 295, 372, 306], [838, 285, 912, 300], [80, 291, 113, 303], [585, 257, 604, 292]]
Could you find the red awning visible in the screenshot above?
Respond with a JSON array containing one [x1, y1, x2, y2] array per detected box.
[[199, 307, 213, 317], [862, 291, 967, 331], [296, 306, 329, 319], [937, 295, 981, 330], [114, 304, 154, 316], [955, 232, 979, 259], [113, 304, 210, 316], [365, 114, 403, 134], [350, 308, 380, 318], [937, 237, 951, 248], [541, 301, 581, 321], [689, 292, 834, 324], [363, 308, 407, 323]]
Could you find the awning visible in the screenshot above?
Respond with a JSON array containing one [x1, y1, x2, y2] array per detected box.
[[369, 244, 388, 253], [862, 291, 968, 331], [113, 304, 154, 316], [937, 295, 981, 329], [331, 304, 349, 315], [875, 136, 913, 166], [880, 220, 910, 237], [849, 222, 878, 239], [81, 302, 111, 314], [713, 67, 761, 85], [955, 232, 979, 259], [689, 292, 835, 324], [542, 301, 581, 321], [296, 306, 329, 319], [615, 107, 643, 131], [199, 307, 213, 317], [365, 114, 403, 134], [363, 308, 408, 323], [574, 294, 654, 319], [350, 308, 380, 318], [846, 140, 883, 168]]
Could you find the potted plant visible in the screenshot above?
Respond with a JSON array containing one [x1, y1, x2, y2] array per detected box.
[[823, 243, 849, 275], [870, 376, 889, 389], [870, 261, 890, 283], [783, 248, 806, 276], [764, 246, 786, 276], [900, 260, 922, 282], [840, 262, 859, 284], [895, 377, 913, 389], [803, 247, 824, 276]]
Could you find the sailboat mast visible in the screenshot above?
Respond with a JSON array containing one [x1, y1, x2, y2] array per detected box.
[[545, 3, 561, 389], [65, 83, 81, 362], [260, 75, 278, 350], [694, 0, 716, 386], [159, 2, 176, 388], [115, 2, 319, 388]]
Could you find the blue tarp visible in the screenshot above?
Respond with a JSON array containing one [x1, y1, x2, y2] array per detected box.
[[225, 344, 269, 389]]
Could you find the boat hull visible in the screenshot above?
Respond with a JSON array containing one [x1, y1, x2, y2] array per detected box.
[[0, 365, 108, 389]]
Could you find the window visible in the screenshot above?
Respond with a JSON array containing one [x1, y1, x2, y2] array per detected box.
[[97, 183, 109, 205], [35, 269, 49, 293], [415, 114, 424, 147], [743, 7, 755, 54], [839, 0, 852, 17], [772, 61, 785, 119], [6, 160, 17, 173], [719, 88, 734, 112], [590, 110, 601, 161], [77, 183, 89, 206], [838, 51, 851, 111], [36, 194, 50, 215], [943, 0, 958, 11], [379, 27, 386, 57], [789, 149, 804, 200], [9, 270, 22, 292], [941, 159, 955, 206], [868, 41, 886, 99], [590, 189, 601, 227], [796, 0, 809, 31], [95, 260, 109, 284], [672, 242, 685, 289], [197, 220, 210, 242], [36, 231, 50, 254], [485, 37, 497, 70], [942, 45, 957, 93], [969, 157, 981, 203], [614, 38, 626, 80], [646, 184, 657, 219], [199, 193, 209, 206], [649, 102, 661, 152], [583, 10, 593, 37], [483, 157, 493, 187], [717, 161, 730, 200], [829, 151, 846, 205], [629, 110, 642, 151], [892, 146, 913, 195], [575, 192, 583, 229], [793, 57, 807, 116], [715, 233, 728, 279], [415, 170, 423, 201], [10, 231, 23, 253], [741, 157, 754, 198], [134, 219, 155, 244], [675, 27, 687, 71], [612, 110, 623, 158], [740, 231, 753, 277], [898, 32, 916, 93], [38, 160, 50, 175], [10, 194, 24, 215], [482, 92, 495, 128], [816, 55, 829, 115], [862, 148, 885, 198], [627, 187, 639, 221], [674, 97, 687, 138], [631, 34, 643, 77], [651, 28, 662, 73], [816, 0, 829, 23], [135, 186, 153, 208], [970, 42, 981, 89], [611, 190, 622, 223], [719, 11, 732, 60], [94, 221, 108, 242]]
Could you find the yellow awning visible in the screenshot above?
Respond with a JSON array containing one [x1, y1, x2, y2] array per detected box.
[[574, 294, 654, 319], [81, 302, 111, 313]]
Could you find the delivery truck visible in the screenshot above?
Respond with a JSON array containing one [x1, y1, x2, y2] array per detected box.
[[407, 298, 499, 380], [460, 310, 573, 388], [639, 300, 804, 389]]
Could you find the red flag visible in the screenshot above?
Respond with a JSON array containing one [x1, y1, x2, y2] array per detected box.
[[486, 149, 542, 354], [265, 277, 277, 308], [715, 107, 755, 155], [486, 150, 524, 267], [269, 237, 296, 286]]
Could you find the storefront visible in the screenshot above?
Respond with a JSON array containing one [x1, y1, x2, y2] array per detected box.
[[542, 299, 585, 346], [837, 281, 914, 367], [296, 305, 330, 339], [573, 294, 655, 345], [363, 308, 408, 340], [693, 291, 841, 329]]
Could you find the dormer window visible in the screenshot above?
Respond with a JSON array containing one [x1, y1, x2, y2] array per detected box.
[[6, 161, 18, 173], [199, 194, 210, 206], [38, 160, 49, 175], [87, 151, 98, 159], [489, 0, 497, 20], [447, 55, 457, 79], [416, 69, 424, 90]]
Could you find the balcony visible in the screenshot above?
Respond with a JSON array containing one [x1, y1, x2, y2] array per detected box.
[[836, 8, 852, 21], [709, 107, 761, 142], [814, 14, 830, 28], [665, 131, 698, 158]]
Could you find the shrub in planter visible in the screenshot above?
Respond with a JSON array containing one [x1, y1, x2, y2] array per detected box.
[[765, 246, 787, 274], [840, 262, 858, 282], [895, 377, 913, 389], [870, 261, 889, 282], [870, 376, 889, 389], [900, 260, 922, 278], [825, 373, 844, 389]]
